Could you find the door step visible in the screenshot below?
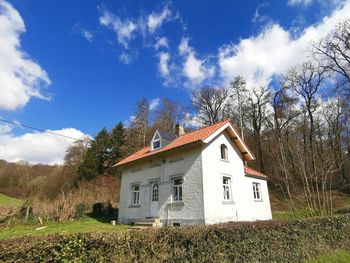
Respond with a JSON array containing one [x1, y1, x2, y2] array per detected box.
[[134, 217, 163, 227]]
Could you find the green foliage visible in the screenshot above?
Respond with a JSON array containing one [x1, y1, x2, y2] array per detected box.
[[0, 193, 24, 207], [1, 215, 350, 262], [78, 123, 126, 180], [0, 217, 129, 240], [303, 250, 350, 263], [74, 203, 90, 219]]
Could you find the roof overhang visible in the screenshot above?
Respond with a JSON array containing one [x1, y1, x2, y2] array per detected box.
[[203, 122, 255, 161]]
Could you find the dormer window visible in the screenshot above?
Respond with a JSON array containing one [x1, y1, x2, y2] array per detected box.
[[221, 144, 228, 160], [151, 131, 161, 151], [150, 129, 177, 151]]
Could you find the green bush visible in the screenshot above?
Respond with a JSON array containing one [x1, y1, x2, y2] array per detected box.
[[1, 215, 350, 262]]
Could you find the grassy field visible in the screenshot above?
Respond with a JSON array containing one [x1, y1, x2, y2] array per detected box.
[[0, 193, 24, 207], [304, 250, 350, 263], [0, 217, 129, 240]]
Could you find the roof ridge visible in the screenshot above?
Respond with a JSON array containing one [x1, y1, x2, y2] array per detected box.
[[183, 119, 230, 134]]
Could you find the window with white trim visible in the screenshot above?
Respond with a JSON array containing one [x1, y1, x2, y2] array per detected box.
[[152, 132, 161, 150], [223, 177, 231, 200], [252, 182, 262, 201], [220, 144, 228, 160], [131, 184, 140, 205], [172, 178, 183, 201], [151, 183, 159, 202]]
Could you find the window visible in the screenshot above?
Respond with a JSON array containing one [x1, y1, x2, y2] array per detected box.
[[152, 133, 161, 150], [131, 184, 140, 205], [252, 182, 262, 201], [223, 177, 231, 200], [221, 144, 228, 160], [172, 178, 183, 201], [151, 183, 159, 202], [153, 140, 161, 149]]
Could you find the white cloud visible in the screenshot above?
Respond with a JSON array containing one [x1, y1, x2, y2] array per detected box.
[[0, 127, 89, 165], [158, 52, 170, 77], [182, 51, 215, 84], [252, 3, 270, 24], [81, 29, 93, 42], [119, 52, 133, 64], [218, 0, 350, 87], [147, 6, 171, 33], [178, 37, 191, 55], [288, 0, 313, 6], [149, 98, 161, 111], [0, 1, 51, 111], [154, 37, 168, 50], [99, 8, 137, 48]]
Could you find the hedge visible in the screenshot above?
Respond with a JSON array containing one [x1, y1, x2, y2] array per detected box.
[[1, 215, 350, 262]]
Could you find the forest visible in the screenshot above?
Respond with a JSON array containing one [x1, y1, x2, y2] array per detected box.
[[0, 19, 349, 221]]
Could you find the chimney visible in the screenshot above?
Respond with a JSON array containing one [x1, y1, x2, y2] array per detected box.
[[175, 124, 185, 137]]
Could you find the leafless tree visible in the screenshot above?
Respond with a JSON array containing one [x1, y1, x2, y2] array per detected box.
[[245, 86, 270, 172], [191, 87, 230, 125]]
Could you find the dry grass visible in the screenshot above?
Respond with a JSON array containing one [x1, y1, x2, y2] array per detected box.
[[32, 176, 120, 222]]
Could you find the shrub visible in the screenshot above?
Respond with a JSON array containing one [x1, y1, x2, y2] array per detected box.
[[1, 215, 350, 262]]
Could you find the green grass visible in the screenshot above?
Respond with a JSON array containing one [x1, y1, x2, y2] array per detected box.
[[303, 250, 350, 263], [272, 210, 297, 220], [0, 193, 24, 207], [0, 217, 129, 240]]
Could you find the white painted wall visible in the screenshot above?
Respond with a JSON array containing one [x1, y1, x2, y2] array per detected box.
[[118, 146, 205, 225], [118, 129, 272, 226], [201, 131, 272, 224]]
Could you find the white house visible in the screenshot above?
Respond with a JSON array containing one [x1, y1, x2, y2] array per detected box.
[[114, 120, 272, 226]]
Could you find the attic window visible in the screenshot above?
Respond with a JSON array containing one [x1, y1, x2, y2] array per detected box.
[[153, 140, 161, 150], [220, 144, 228, 160], [152, 132, 161, 150]]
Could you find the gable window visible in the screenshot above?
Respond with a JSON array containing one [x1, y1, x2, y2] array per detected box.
[[152, 133, 161, 150], [172, 178, 183, 201], [223, 177, 231, 200], [252, 182, 262, 201], [220, 144, 228, 160], [131, 184, 140, 205]]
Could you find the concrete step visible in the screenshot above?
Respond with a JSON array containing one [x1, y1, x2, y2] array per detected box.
[[134, 218, 163, 227]]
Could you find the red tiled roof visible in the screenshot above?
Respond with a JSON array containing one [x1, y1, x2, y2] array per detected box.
[[244, 166, 267, 178], [114, 120, 254, 167]]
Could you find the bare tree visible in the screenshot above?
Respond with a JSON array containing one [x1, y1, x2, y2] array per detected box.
[[313, 19, 350, 85], [286, 61, 328, 175], [155, 98, 186, 132], [246, 86, 270, 172], [191, 87, 229, 125], [229, 76, 247, 139]]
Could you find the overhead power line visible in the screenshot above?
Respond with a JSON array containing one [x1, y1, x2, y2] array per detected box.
[[0, 118, 83, 141]]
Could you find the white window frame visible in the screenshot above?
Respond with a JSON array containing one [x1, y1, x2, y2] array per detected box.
[[131, 184, 140, 205], [151, 182, 159, 202], [220, 144, 228, 161], [252, 182, 262, 201], [222, 176, 232, 201], [151, 131, 162, 151], [172, 177, 183, 202]]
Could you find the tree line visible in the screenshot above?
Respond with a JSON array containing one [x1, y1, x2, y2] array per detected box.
[[65, 19, 350, 216]]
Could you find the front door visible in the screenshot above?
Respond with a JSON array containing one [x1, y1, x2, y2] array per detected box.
[[150, 182, 159, 217]]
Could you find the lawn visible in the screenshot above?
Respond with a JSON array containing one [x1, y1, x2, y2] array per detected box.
[[303, 250, 350, 263], [0, 193, 24, 207], [0, 217, 129, 240]]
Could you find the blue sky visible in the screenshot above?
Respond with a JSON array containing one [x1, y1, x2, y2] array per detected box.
[[0, 0, 349, 164]]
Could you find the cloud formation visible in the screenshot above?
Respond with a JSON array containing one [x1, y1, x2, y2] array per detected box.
[[149, 98, 161, 111], [147, 7, 172, 33], [0, 126, 89, 165], [218, 0, 350, 87], [0, 1, 51, 111]]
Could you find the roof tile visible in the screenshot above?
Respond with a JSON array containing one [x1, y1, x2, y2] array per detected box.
[[114, 120, 230, 167]]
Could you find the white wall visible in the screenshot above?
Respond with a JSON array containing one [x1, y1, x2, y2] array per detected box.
[[118, 146, 205, 225], [201, 131, 272, 224]]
